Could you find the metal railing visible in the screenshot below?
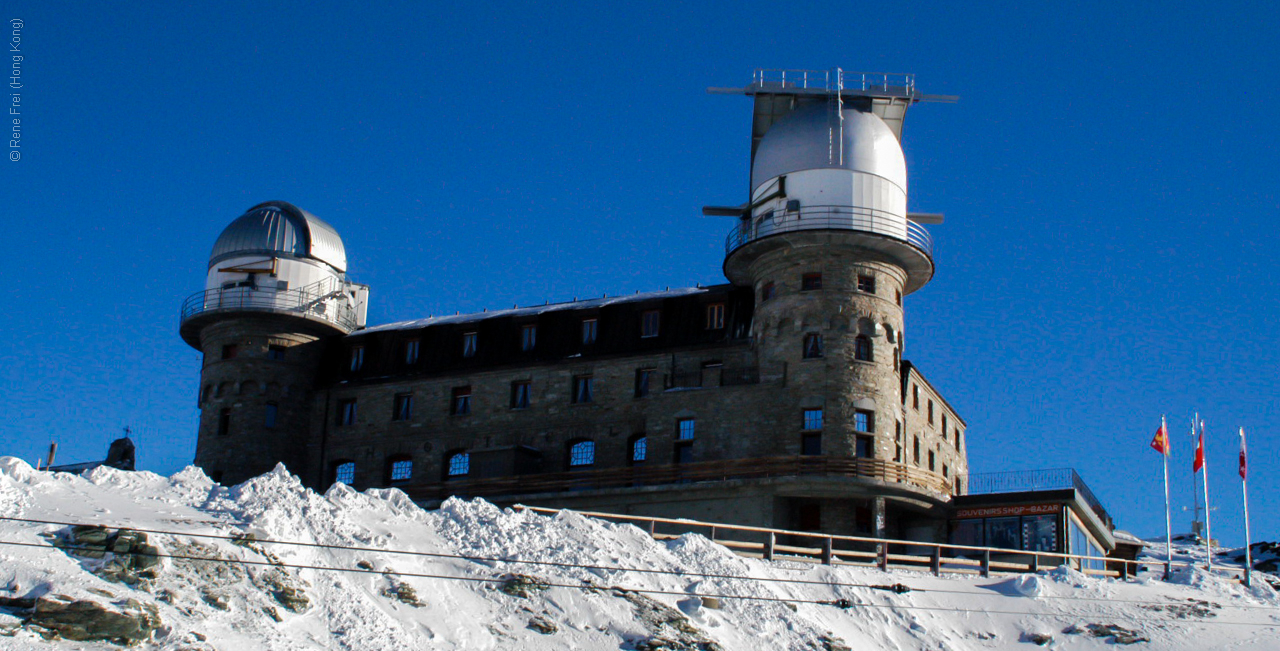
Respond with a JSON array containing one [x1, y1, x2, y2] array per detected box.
[[180, 276, 359, 331], [967, 468, 1113, 530], [406, 455, 954, 502], [724, 205, 932, 257], [664, 366, 761, 390], [751, 69, 916, 96]]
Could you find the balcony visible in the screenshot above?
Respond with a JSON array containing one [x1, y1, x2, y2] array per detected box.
[[179, 277, 359, 345], [724, 205, 932, 258]]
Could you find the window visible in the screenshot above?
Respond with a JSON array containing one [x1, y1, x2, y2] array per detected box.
[[349, 346, 364, 372], [217, 408, 231, 436], [634, 368, 654, 398], [857, 275, 876, 293], [854, 409, 874, 433], [802, 333, 823, 359], [567, 440, 595, 468], [942, 464, 949, 478], [928, 450, 936, 472], [337, 399, 357, 426], [801, 432, 822, 455], [854, 335, 872, 362], [510, 381, 531, 409], [451, 386, 471, 415], [520, 324, 537, 351], [942, 414, 948, 435], [264, 403, 278, 429], [705, 303, 725, 330], [629, 435, 647, 464], [572, 375, 594, 404], [392, 393, 413, 421], [800, 273, 822, 291], [404, 339, 420, 365], [956, 428, 963, 448], [267, 345, 286, 361], [462, 332, 477, 358], [221, 344, 238, 360], [912, 384, 919, 410], [387, 456, 413, 483], [802, 408, 823, 431], [332, 461, 355, 485], [676, 418, 696, 440], [896, 290, 902, 306], [928, 400, 935, 424], [640, 310, 660, 338], [761, 282, 776, 302], [444, 451, 469, 478], [856, 435, 874, 459], [581, 318, 598, 345], [913, 436, 921, 464]]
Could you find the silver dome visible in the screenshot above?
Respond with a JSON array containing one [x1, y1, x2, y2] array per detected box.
[[209, 201, 348, 272], [750, 100, 907, 195]]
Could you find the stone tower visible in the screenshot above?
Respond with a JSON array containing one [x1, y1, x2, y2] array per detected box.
[[715, 70, 949, 501], [180, 201, 369, 485]]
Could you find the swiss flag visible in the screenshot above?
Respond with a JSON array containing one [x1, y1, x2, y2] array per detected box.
[[1150, 421, 1170, 455], [1193, 429, 1205, 473], [1239, 430, 1248, 481]]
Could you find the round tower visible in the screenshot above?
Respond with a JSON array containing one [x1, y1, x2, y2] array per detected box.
[[717, 70, 950, 503], [180, 201, 369, 485]]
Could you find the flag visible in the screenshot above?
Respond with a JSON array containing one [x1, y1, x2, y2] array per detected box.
[[1151, 421, 1170, 455], [1193, 428, 1205, 473], [1239, 429, 1248, 480]]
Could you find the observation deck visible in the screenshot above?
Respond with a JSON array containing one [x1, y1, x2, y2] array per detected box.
[[179, 276, 362, 347]]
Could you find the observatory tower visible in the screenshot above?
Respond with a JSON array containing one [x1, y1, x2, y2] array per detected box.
[[180, 201, 369, 484]]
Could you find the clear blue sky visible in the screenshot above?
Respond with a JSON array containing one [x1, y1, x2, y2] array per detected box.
[[3, 1, 1277, 546]]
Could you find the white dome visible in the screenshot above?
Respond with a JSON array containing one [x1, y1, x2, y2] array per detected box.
[[210, 201, 347, 272], [750, 101, 907, 195]]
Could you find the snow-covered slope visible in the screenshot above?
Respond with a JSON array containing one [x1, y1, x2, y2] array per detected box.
[[0, 457, 1277, 650]]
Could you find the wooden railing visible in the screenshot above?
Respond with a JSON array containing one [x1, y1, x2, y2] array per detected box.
[[403, 455, 954, 502], [513, 506, 1231, 582]]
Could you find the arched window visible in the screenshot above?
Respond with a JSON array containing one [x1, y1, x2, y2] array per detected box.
[[331, 460, 356, 486], [629, 434, 647, 465], [444, 450, 470, 479], [385, 454, 413, 484], [854, 335, 873, 361], [567, 439, 595, 468]]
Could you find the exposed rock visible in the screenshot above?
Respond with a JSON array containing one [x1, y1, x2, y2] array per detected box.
[[527, 614, 557, 634], [30, 593, 160, 645], [1020, 631, 1053, 645], [380, 576, 425, 608], [52, 526, 162, 587], [499, 573, 550, 598], [1064, 623, 1148, 645], [613, 588, 722, 651], [820, 633, 852, 650], [259, 570, 309, 613]]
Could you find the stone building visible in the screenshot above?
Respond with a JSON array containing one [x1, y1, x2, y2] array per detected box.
[[180, 70, 980, 544]]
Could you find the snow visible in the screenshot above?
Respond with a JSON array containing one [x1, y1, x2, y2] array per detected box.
[[0, 457, 1277, 649]]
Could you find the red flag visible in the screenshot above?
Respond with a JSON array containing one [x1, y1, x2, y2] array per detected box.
[[1239, 430, 1248, 480], [1193, 429, 1205, 473], [1150, 421, 1170, 455]]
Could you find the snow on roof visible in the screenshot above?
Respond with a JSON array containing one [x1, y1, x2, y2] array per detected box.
[[1112, 529, 1149, 546], [353, 285, 720, 336]]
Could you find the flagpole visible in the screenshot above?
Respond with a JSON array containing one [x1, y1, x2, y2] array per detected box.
[[1191, 414, 1201, 536], [1241, 427, 1252, 588], [1161, 415, 1172, 580], [1201, 417, 1213, 571]]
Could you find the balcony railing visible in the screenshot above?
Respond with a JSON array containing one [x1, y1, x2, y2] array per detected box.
[[180, 276, 359, 332], [966, 468, 1113, 530], [725, 205, 932, 257], [751, 69, 916, 96], [404, 455, 954, 503]]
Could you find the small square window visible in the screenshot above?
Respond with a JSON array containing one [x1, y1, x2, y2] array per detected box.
[[634, 368, 654, 398], [404, 339, 420, 365], [572, 375, 594, 404], [855, 435, 874, 459], [462, 332, 477, 358], [630, 435, 647, 464], [581, 318, 598, 345], [801, 432, 822, 456], [389, 458, 413, 482], [705, 303, 725, 330], [451, 386, 471, 415], [392, 393, 413, 421], [222, 344, 238, 360], [641, 310, 660, 338], [510, 381, 531, 409], [267, 345, 286, 361], [676, 418, 696, 440], [801, 273, 823, 291], [802, 333, 824, 359], [802, 408, 823, 430], [854, 409, 874, 433], [761, 282, 776, 302], [445, 452, 469, 478], [349, 346, 364, 372], [337, 399, 357, 426], [264, 403, 278, 429], [568, 440, 595, 467], [857, 275, 876, 293], [333, 461, 355, 485], [520, 324, 537, 351]]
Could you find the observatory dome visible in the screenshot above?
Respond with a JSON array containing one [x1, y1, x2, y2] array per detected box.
[[750, 100, 907, 195], [209, 201, 347, 272]]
